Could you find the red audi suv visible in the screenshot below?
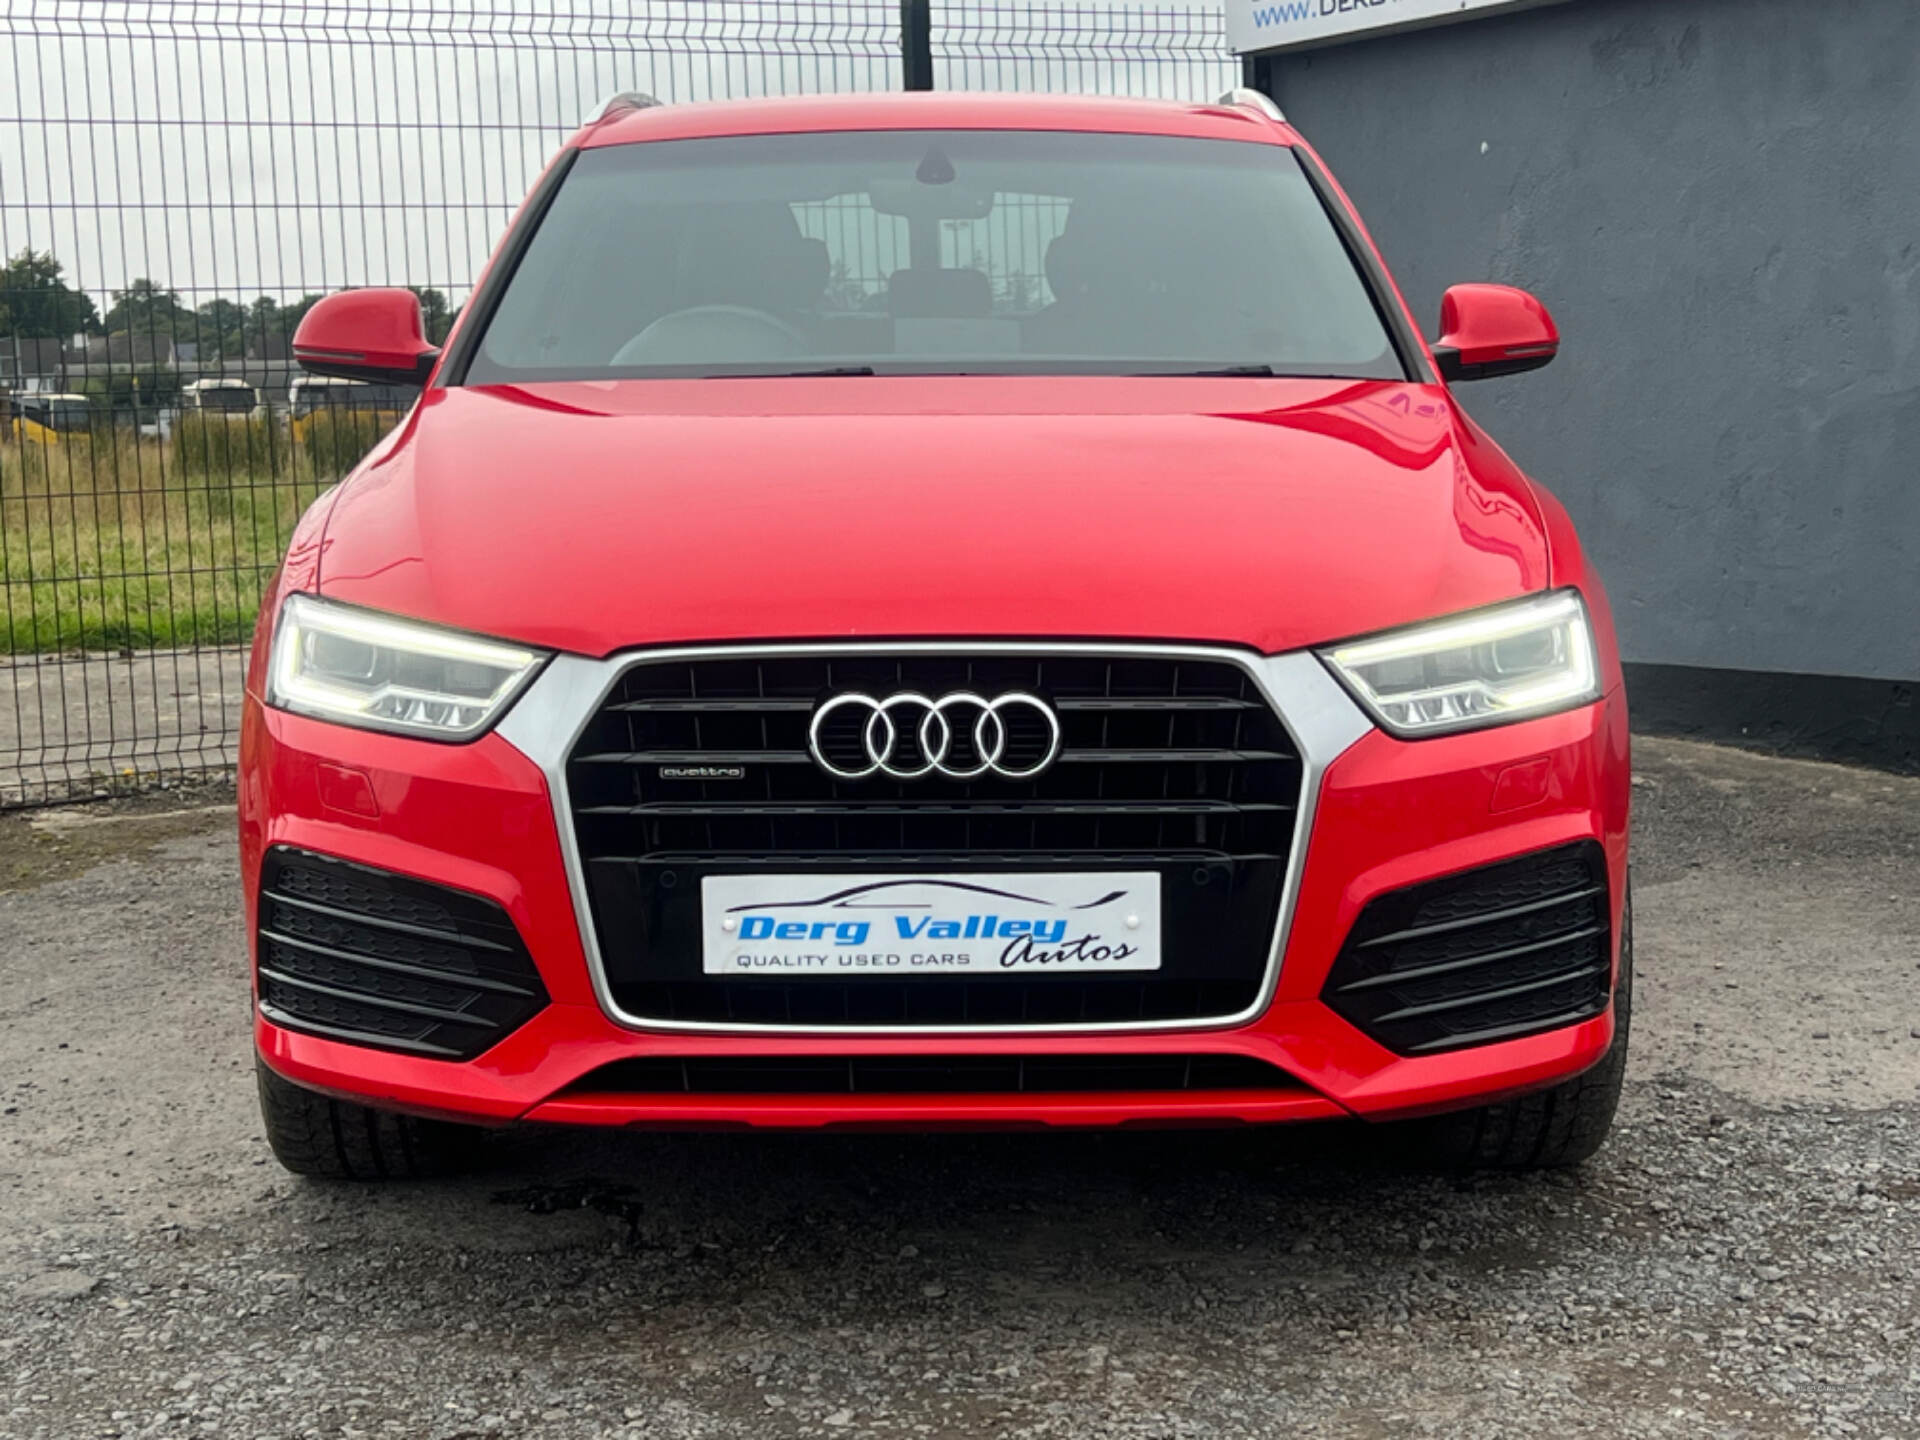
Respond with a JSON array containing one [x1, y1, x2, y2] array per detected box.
[[247, 89, 1630, 1178]]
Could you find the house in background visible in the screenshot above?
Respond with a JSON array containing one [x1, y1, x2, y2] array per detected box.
[[0, 335, 67, 389], [0, 335, 72, 428], [245, 332, 298, 407]]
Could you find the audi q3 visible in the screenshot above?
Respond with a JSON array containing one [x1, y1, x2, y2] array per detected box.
[[248, 89, 1630, 1177]]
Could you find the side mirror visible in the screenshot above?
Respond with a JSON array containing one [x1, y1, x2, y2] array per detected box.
[[292, 288, 440, 386], [1432, 283, 1558, 383]]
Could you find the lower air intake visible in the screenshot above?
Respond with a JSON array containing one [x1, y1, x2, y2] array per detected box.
[[1322, 842, 1612, 1055], [256, 848, 549, 1060], [568, 1053, 1300, 1096]]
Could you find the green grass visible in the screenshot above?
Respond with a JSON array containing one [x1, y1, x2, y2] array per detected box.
[[0, 418, 384, 654]]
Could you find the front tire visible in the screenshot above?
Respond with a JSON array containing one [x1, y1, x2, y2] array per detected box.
[[1410, 890, 1633, 1172], [256, 1059, 486, 1180]]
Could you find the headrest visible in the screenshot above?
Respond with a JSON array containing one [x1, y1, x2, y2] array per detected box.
[[1044, 230, 1086, 301], [1044, 202, 1145, 302], [779, 237, 830, 308], [674, 205, 828, 312], [887, 267, 993, 319]]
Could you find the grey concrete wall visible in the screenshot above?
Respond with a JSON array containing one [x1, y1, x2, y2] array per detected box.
[[1268, 0, 1920, 682]]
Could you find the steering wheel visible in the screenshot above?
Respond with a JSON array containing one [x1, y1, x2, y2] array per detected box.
[[612, 305, 810, 366]]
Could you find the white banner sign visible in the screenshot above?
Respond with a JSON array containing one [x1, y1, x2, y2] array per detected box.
[[1226, 0, 1567, 55]]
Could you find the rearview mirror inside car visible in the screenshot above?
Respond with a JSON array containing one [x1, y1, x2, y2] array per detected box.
[[868, 179, 995, 222], [1432, 283, 1559, 383]]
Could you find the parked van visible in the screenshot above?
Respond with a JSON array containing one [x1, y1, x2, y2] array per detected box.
[[8, 392, 91, 445], [181, 377, 263, 418]]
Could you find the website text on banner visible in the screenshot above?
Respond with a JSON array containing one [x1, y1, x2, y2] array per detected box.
[[1225, 0, 1572, 54]]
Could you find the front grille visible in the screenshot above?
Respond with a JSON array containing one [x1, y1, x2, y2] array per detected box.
[[256, 849, 549, 1060], [568, 1053, 1301, 1096], [566, 652, 1303, 1027], [1322, 842, 1612, 1055]]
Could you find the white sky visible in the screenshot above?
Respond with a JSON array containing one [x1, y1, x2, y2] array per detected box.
[[0, 0, 1237, 314]]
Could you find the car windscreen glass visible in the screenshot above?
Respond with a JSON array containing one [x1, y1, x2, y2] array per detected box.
[[196, 387, 256, 412], [467, 130, 1403, 383]]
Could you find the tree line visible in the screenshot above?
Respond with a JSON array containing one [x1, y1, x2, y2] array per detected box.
[[0, 248, 458, 360]]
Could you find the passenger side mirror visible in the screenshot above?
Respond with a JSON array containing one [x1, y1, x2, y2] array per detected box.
[[292, 288, 440, 386], [1432, 284, 1559, 383]]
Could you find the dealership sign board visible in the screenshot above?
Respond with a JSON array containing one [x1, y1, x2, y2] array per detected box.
[[1226, 0, 1571, 55]]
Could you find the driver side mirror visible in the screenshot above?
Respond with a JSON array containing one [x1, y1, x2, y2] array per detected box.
[[292, 288, 440, 386], [1432, 284, 1559, 383]]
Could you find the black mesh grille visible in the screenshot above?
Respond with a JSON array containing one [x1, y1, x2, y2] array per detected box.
[[568, 1053, 1301, 1096], [256, 849, 550, 1060], [1322, 842, 1612, 1055], [566, 653, 1303, 1027]]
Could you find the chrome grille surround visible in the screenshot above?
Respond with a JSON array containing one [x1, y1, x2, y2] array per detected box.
[[496, 642, 1374, 1036]]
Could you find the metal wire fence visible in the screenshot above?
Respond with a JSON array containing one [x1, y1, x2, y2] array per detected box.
[[934, 2, 1238, 94], [0, 0, 1237, 805]]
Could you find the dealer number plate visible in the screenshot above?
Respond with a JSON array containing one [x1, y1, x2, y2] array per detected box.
[[700, 872, 1162, 978]]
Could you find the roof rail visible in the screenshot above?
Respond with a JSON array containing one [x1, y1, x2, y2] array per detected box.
[[1216, 87, 1286, 123], [583, 91, 664, 128]]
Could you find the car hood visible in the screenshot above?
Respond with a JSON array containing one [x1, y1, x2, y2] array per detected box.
[[317, 376, 1549, 658]]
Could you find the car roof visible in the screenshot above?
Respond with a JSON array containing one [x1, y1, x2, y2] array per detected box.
[[580, 91, 1298, 149]]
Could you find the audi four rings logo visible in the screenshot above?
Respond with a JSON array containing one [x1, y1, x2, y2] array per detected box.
[[808, 691, 1062, 781]]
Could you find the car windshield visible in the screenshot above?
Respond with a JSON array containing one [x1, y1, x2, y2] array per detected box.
[[468, 129, 1402, 383], [195, 387, 255, 412]]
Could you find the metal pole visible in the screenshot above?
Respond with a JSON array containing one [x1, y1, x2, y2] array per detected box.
[[901, 0, 934, 90], [1242, 52, 1277, 102]]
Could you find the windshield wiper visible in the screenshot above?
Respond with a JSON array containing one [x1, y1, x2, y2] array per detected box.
[[696, 365, 879, 379], [1134, 364, 1278, 378]]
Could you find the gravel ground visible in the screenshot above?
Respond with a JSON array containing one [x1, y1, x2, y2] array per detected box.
[[1, 737, 1916, 1439]]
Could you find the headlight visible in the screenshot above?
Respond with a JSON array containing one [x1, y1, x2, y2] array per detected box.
[[1320, 590, 1600, 738], [266, 594, 546, 740]]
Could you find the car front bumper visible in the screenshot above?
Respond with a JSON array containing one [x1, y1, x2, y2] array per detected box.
[[242, 646, 1630, 1132]]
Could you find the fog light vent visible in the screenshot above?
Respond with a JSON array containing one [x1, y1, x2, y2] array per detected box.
[[1322, 842, 1611, 1055], [256, 848, 548, 1060]]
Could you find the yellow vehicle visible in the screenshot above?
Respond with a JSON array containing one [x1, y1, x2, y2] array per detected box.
[[287, 376, 414, 443], [8, 392, 91, 446]]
